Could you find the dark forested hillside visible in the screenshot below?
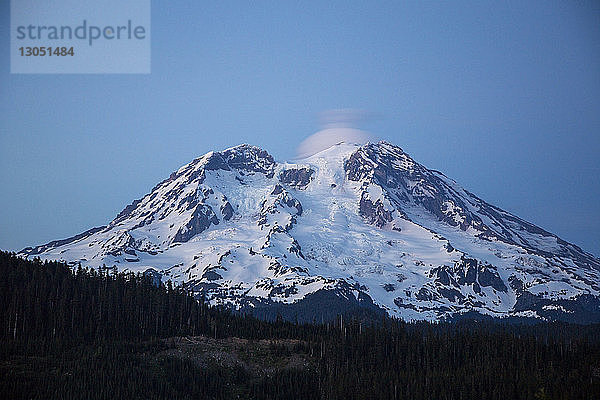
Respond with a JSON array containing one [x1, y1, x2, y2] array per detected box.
[[1, 251, 599, 399]]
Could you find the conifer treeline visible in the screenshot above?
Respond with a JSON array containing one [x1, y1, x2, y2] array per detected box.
[[1, 251, 599, 399], [0, 252, 317, 342]]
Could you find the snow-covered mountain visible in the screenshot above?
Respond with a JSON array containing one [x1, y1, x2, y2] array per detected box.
[[20, 142, 600, 323]]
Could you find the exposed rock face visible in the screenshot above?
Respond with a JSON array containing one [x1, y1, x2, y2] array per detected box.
[[173, 204, 220, 243], [430, 257, 508, 296], [19, 141, 600, 323], [279, 167, 314, 189], [112, 200, 142, 225], [346, 142, 598, 266], [359, 193, 392, 228], [345, 143, 484, 232], [221, 145, 276, 176], [220, 201, 234, 221]]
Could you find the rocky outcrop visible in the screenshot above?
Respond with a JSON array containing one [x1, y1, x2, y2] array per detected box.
[[173, 204, 220, 243], [221, 144, 276, 177], [430, 257, 508, 295], [358, 192, 392, 228], [279, 167, 314, 188], [221, 201, 234, 221]]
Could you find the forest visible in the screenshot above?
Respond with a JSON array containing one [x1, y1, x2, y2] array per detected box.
[[1, 251, 599, 399]]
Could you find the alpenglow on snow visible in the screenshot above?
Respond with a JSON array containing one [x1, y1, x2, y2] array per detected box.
[[20, 141, 600, 323]]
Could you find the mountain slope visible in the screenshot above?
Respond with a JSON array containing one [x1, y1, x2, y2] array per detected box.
[[20, 142, 600, 322]]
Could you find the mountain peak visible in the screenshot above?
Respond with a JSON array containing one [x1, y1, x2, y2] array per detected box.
[[19, 140, 600, 323]]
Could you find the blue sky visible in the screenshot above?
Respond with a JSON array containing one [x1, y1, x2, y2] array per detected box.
[[1, 1, 599, 256]]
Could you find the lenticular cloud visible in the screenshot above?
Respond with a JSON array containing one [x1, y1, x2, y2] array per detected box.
[[296, 127, 374, 159], [296, 109, 375, 159]]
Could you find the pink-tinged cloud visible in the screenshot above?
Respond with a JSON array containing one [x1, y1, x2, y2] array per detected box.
[[296, 127, 375, 158], [296, 109, 376, 158]]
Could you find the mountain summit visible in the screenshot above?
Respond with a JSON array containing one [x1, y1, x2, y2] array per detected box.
[[20, 141, 600, 322]]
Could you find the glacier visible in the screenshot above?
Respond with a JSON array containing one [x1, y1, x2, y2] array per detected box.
[[19, 141, 600, 323]]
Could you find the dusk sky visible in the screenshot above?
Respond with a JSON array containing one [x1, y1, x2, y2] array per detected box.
[[1, 1, 599, 256]]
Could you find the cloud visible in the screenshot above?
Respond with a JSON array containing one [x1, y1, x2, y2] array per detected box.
[[296, 127, 374, 159], [296, 109, 376, 158]]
